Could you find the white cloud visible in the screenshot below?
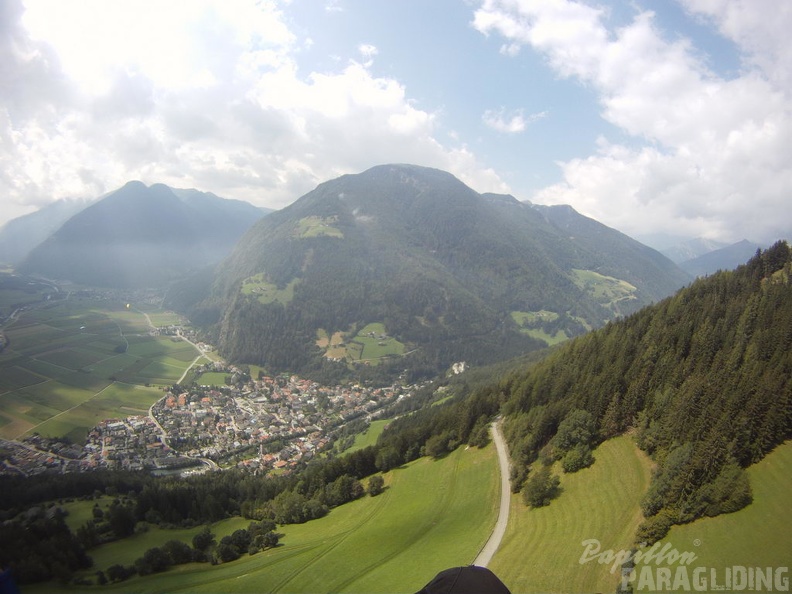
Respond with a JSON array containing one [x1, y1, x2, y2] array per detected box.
[[358, 43, 378, 67], [474, 0, 792, 243], [482, 107, 546, 133], [681, 0, 792, 89], [0, 0, 509, 226], [325, 0, 344, 13]]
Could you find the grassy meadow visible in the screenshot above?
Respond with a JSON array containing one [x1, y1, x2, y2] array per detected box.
[[197, 371, 232, 386], [490, 435, 653, 594], [345, 419, 389, 454], [0, 297, 204, 441], [33, 443, 499, 594], [571, 269, 637, 312], [317, 323, 406, 365], [656, 441, 792, 575], [241, 274, 300, 305], [294, 215, 344, 239]]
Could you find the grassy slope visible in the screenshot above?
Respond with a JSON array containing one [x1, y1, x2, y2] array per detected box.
[[61, 444, 498, 594], [490, 436, 653, 594], [656, 441, 792, 572], [344, 419, 389, 454]]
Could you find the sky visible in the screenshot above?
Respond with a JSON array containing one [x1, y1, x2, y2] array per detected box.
[[2, 0, 791, 246]]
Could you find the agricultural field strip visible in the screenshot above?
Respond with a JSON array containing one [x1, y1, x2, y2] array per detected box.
[[30, 445, 496, 593], [20, 382, 116, 439], [122, 482, 396, 594], [0, 301, 202, 442]]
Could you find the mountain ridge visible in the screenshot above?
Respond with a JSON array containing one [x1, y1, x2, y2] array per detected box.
[[18, 182, 267, 288], [192, 164, 690, 380], [680, 238, 764, 277], [0, 197, 96, 265]]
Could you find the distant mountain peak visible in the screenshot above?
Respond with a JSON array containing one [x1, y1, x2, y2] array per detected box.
[[18, 182, 266, 287], [679, 239, 764, 277]]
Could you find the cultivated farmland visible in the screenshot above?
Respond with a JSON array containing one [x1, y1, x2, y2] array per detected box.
[[317, 322, 406, 365], [0, 297, 204, 442]]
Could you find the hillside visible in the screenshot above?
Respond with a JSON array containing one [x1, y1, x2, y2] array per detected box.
[[193, 164, 689, 379], [680, 238, 764, 277], [490, 436, 652, 593], [0, 197, 94, 265], [497, 241, 791, 540], [18, 182, 266, 288]]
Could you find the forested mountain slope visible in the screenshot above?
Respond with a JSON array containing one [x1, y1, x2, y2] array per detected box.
[[497, 241, 791, 540], [191, 164, 688, 380]]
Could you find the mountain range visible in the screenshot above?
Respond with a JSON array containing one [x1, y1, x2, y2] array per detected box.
[[0, 197, 95, 266], [16, 182, 268, 288], [183, 164, 690, 379], [677, 238, 763, 277]]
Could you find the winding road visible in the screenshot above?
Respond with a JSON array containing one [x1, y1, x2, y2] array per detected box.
[[473, 419, 511, 568]]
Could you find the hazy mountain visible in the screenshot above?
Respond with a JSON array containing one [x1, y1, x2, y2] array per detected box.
[[19, 182, 266, 287], [0, 197, 95, 265], [680, 239, 764, 277], [659, 237, 729, 264], [193, 164, 689, 378]]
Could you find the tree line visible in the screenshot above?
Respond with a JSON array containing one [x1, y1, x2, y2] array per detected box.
[[497, 241, 792, 541]]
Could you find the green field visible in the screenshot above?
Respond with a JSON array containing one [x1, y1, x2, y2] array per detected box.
[[349, 323, 406, 364], [0, 274, 58, 318], [241, 274, 300, 305], [137, 307, 186, 327], [490, 436, 653, 593], [36, 444, 499, 593], [344, 419, 389, 454], [571, 269, 637, 312], [294, 215, 344, 239], [511, 311, 568, 346], [199, 372, 231, 386], [643, 441, 792, 588], [0, 298, 201, 441], [317, 323, 406, 365]]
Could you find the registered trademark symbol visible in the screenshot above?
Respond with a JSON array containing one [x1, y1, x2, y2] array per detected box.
[[693, 539, 702, 547]]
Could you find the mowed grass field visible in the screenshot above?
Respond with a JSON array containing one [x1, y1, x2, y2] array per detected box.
[[345, 419, 390, 454], [657, 440, 792, 574], [32, 444, 499, 594], [0, 298, 204, 441], [490, 436, 653, 594]]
